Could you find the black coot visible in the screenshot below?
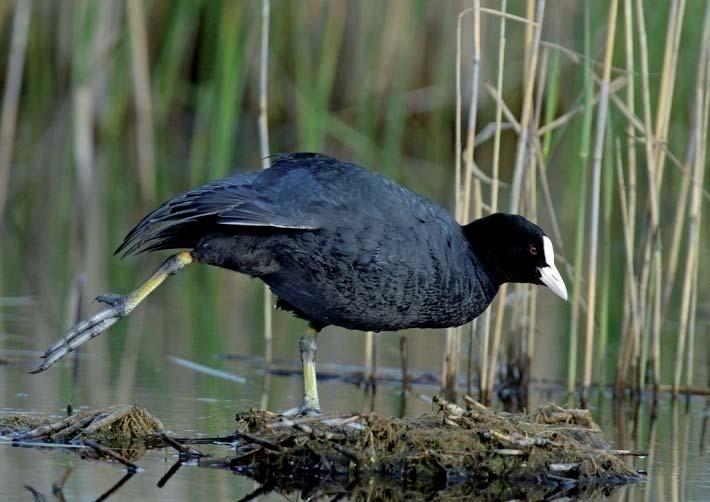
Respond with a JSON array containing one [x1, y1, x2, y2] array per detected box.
[[33, 153, 567, 414]]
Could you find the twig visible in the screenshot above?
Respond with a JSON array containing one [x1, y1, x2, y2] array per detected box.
[[490, 429, 551, 448], [266, 413, 359, 429], [234, 430, 282, 452], [83, 439, 137, 471], [463, 394, 488, 412], [288, 422, 360, 462], [549, 463, 579, 473], [493, 448, 526, 456], [159, 433, 205, 457]]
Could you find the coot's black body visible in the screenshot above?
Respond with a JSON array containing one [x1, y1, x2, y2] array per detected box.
[[117, 153, 501, 332], [35, 152, 566, 413]]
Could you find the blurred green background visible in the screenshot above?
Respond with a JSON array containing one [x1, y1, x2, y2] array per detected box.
[[0, 0, 706, 392], [0, 1, 708, 499]]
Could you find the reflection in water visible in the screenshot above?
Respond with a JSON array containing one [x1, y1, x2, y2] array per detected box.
[[1, 341, 709, 500], [1, 234, 708, 499]]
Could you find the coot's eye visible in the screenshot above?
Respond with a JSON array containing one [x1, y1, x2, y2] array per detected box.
[[529, 244, 538, 256]]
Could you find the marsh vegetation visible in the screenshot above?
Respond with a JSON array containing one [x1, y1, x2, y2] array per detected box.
[[0, 0, 708, 499]]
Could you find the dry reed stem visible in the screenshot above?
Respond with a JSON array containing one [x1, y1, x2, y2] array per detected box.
[[614, 141, 642, 383], [454, 9, 470, 222], [479, 7, 537, 26], [674, 26, 709, 393], [652, 0, 686, 193], [568, 4, 593, 396], [258, 0, 273, 367], [536, 77, 626, 136], [485, 288, 506, 403], [685, 251, 699, 389], [617, 0, 639, 395], [523, 0, 535, 82], [0, 0, 32, 220], [127, 0, 156, 205], [446, 0, 482, 395], [686, 24, 710, 388], [468, 178, 483, 394], [491, 1, 506, 215], [631, 0, 661, 391], [479, 0, 507, 400], [508, 0, 544, 214], [462, 0, 481, 223], [662, 4, 709, 315], [483, 82, 521, 132], [442, 6, 472, 394], [647, 0, 686, 389], [531, 140, 565, 263], [525, 45, 549, 374], [582, 0, 618, 397], [485, 0, 541, 403]]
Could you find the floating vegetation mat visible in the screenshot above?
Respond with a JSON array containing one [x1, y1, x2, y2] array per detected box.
[[0, 404, 164, 456], [221, 397, 642, 499], [1, 399, 643, 499]]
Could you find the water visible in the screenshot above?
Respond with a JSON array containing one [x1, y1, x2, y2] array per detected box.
[[0, 281, 707, 500]]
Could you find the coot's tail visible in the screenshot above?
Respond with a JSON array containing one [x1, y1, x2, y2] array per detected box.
[[115, 173, 260, 257]]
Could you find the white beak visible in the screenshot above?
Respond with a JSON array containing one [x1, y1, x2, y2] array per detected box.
[[539, 236, 568, 301]]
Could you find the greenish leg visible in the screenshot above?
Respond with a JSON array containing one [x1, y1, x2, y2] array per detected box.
[[32, 252, 193, 374], [300, 331, 321, 413]]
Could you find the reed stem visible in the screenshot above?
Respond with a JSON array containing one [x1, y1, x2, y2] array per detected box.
[[567, 2, 592, 395], [479, 0, 507, 402], [0, 0, 32, 220], [508, 0, 545, 214], [582, 0, 618, 400], [258, 0, 273, 367], [127, 0, 156, 205]]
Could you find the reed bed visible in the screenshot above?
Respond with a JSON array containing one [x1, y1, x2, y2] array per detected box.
[[0, 0, 707, 406]]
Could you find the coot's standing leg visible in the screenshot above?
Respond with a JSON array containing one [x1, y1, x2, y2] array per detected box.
[[284, 327, 321, 415], [300, 329, 321, 412]]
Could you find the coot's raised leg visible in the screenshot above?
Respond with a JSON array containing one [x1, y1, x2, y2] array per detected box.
[[31, 251, 194, 374], [284, 328, 321, 416]]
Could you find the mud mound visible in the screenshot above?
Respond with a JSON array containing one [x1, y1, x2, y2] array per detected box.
[[1, 404, 164, 452], [227, 397, 640, 498]]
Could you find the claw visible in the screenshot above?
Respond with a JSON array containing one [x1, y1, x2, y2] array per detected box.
[[30, 305, 124, 374], [31, 252, 193, 375]]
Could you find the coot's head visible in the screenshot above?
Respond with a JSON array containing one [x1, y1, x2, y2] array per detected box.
[[463, 213, 567, 300]]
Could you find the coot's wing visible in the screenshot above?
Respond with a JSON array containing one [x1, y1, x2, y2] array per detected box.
[[116, 153, 440, 256], [115, 168, 319, 256]]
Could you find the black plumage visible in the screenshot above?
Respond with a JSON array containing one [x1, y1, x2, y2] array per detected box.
[[116, 153, 562, 333]]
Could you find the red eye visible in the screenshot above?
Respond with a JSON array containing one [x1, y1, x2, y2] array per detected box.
[[529, 244, 538, 256]]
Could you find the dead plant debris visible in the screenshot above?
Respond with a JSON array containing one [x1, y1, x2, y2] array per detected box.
[[1, 404, 164, 452], [1, 398, 643, 499]]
